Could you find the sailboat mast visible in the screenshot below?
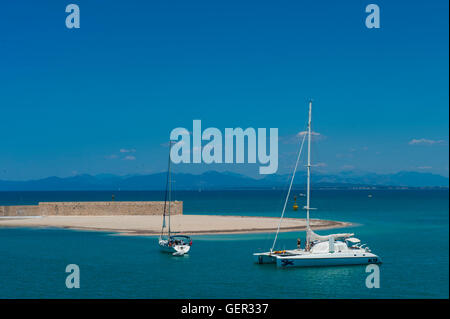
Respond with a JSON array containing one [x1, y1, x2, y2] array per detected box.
[[306, 100, 312, 246], [168, 142, 172, 237], [160, 142, 172, 237]]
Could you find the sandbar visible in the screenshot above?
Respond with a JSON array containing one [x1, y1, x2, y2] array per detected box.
[[0, 215, 352, 236]]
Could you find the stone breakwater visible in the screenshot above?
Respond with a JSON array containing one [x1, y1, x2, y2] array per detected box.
[[0, 201, 182, 216]]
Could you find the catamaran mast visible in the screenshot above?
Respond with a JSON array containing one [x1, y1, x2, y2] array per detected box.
[[306, 100, 312, 247]]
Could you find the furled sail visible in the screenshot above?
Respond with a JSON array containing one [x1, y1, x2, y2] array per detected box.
[[307, 228, 354, 242]]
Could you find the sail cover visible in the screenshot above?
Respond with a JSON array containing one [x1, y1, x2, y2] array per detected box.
[[307, 229, 354, 242]]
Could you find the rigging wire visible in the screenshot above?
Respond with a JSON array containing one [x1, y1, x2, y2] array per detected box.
[[270, 128, 307, 252]]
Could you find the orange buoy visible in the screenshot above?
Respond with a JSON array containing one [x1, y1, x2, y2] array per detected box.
[[293, 196, 299, 211]]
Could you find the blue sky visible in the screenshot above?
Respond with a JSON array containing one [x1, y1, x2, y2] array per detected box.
[[0, 0, 448, 180]]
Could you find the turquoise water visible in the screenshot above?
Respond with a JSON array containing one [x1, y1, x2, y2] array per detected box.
[[0, 190, 448, 298]]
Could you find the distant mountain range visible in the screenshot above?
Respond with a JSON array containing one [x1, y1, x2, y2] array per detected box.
[[0, 171, 448, 191]]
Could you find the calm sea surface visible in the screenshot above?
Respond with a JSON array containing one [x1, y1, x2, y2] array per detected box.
[[0, 189, 448, 298]]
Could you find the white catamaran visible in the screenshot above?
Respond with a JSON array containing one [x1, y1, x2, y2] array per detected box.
[[159, 142, 192, 256], [254, 101, 381, 267]]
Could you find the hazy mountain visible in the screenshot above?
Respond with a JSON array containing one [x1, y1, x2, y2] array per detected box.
[[264, 171, 449, 188], [0, 171, 447, 191]]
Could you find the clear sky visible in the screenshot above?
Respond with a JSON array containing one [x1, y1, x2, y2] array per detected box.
[[0, 0, 448, 180]]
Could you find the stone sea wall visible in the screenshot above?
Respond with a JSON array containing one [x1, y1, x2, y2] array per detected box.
[[0, 201, 182, 216], [0, 205, 40, 216]]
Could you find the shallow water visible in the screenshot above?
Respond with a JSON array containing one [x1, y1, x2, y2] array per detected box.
[[0, 189, 448, 298]]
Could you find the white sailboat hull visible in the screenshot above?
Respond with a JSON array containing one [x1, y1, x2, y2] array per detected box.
[[254, 247, 382, 267], [253, 249, 304, 264], [253, 252, 277, 264], [159, 239, 191, 256], [276, 252, 381, 268]]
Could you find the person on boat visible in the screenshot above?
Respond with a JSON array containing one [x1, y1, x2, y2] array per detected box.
[[297, 238, 301, 249]]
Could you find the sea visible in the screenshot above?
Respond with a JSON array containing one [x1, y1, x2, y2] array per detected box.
[[0, 189, 448, 299]]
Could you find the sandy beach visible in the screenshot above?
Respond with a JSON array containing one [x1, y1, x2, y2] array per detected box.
[[0, 215, 351, 236]]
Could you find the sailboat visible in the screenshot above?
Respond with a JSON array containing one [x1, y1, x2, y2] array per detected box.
[[254, 101, 381, 267], [158, 142, 192, 256]]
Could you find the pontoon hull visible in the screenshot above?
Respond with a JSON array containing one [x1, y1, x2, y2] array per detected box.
[[253, 249, 304, 264], [276, 253, 382, 268], [253, 253, 276, 264]]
